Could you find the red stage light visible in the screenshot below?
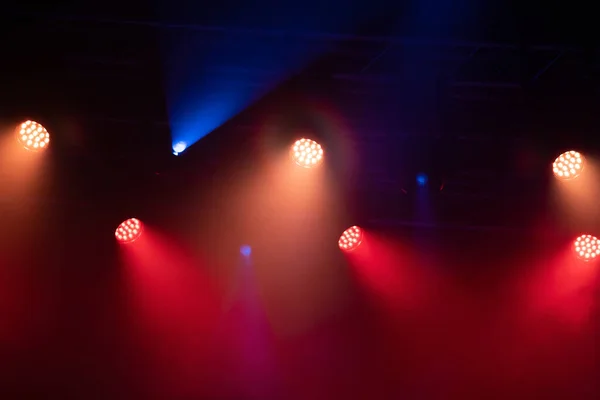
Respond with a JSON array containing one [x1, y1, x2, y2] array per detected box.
[[16, 120, 50, 152], [573, 234, 600, 261], [338, 226, 363, 251], [115, 218, 143, 243], [553, 150, 583, 180], [291, 138, 324, 168]]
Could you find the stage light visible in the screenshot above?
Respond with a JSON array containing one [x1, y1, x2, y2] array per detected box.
[[115, 218, 143, 244], [573, 234, 600, 261], [291, 138, 324, 168], [16, 120, 50, 152], [338, 226, 363, 252], [416, 173, 428, 186], [553, 150, 583, 180], [173, 141, 187, 156], [240, 245, 252, 257]]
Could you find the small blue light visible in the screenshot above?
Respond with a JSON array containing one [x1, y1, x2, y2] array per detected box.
[[416, 173, 428, 186], [173, 141, 187, 156], [240, 245, 252, 257]]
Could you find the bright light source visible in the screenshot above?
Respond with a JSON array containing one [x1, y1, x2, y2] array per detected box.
[[338, 226, 363, 252], [573, 234, 600, 261], [173, 141, 187, 156], [115, 218, 143, 244], [291, 138, 324, 168], [240, 245, 252, 257], [16, 120, 50, 152], [553, 150, 584, 180]]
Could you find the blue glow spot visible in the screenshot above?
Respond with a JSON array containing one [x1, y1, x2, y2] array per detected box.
[[416, 173, 428, 186], [240, 245, 252, 257], [173, 141, 187, 156]]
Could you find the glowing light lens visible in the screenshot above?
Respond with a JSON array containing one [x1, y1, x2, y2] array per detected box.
[[16, 120, 50, 151], [291, 138, 324, 168], [553, 150, 583, 180], [173, 141, 187, 155], [240, 245, 252, 256], [115, 218, 143, 243], [338, 226, 363, 251], [573, 234, 600, 261]]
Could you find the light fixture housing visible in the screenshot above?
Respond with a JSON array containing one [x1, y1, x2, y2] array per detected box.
[[290, 138, 324, 168], [16, 120, 50, 152], [115, 218, 143, 244], [553, 150, 584, 180], [339, 226, 363, 252], [573, 234, 600, 262]]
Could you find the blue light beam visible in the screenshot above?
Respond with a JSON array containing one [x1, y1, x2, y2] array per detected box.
[[160, 1, 387, 149]]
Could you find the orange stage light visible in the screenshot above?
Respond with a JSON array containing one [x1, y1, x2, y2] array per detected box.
[[16, 120, 50, 152], [290, 138, 324, 168], [553, 150, 583, 180]]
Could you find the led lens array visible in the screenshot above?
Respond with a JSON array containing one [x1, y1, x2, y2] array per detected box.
[[17, 120, 50, 151], [291, 138, 324, 168], [553, 150, 583, 180], [115, 218, 143, 243], [339, 226, 363, 251], [573, 234, 600, 261]]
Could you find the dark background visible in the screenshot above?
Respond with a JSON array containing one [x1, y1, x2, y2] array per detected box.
[[1, 1, 599, 398]]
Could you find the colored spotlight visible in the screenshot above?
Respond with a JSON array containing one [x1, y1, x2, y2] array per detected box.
[[338, 226, 363, 252], [173, 141, 187, 156], [291, 138, 324, 168], [553, 150, 583, 180], [115, 218, 143, 244], [416, 173, 428, 186], [240, 245, 252, 257], [16, 120, 50, 152], [573, 234, 600, 261]]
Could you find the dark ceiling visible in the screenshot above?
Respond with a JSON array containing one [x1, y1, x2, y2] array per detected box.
[[2, 2, 599, 230]]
